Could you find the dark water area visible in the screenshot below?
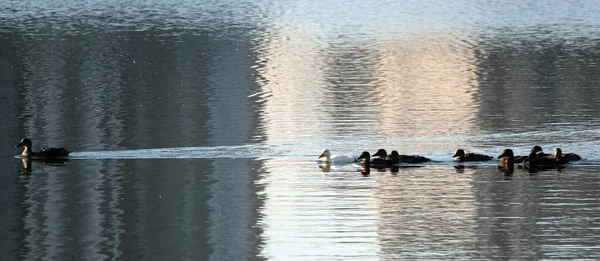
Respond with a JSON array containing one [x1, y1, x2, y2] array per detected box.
[[2, 1, 600, 260]]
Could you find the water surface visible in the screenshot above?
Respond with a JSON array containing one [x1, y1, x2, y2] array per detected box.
[[2, 0, 600, 260]]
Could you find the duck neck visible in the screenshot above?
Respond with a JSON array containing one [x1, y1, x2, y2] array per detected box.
[[22, 146, 31, 157], [361, 156, 370, 164]]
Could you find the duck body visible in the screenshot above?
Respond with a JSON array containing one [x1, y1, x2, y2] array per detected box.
[[379, 149, 431, 164], [317, 149, 357, 164], [15, 138, 70, 159], [453, 149, 493, 162], [395, 154, 431, 163]]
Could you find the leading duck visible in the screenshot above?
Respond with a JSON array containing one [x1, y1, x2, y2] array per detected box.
[[452, 149, 493, 162], [15, 138, 70, 159]]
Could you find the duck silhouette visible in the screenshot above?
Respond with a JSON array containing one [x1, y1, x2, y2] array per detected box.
[[15, 138, 70, 159], [452, 149, 493, 162], [374, 149, 431, 164]]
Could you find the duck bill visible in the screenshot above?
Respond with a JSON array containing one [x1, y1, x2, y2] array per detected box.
[[318, 152, 325, 159], [15, 142, 24, 148], [452, 153, 459, 158]]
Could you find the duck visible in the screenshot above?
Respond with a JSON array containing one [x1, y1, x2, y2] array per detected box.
[[497, 149, 528, 163], [15, 138, 70, 159], [452, 149, 493, 162], [356, 151, 392, 166], [554, 148, 582, 161], [524, 146, 569, 169], [384, 150, 431, 164], [317, 149, 357, 163]]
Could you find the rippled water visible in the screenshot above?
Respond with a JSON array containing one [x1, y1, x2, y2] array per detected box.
[[2, 0, 600, 260]]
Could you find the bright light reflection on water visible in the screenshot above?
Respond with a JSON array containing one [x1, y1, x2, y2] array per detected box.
[[2, 0, 600, 260]]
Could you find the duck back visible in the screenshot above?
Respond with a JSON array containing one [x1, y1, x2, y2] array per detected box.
[[398, 155, 431, 163], [33, 147, 70, 158], [460, 153, 493, 162]]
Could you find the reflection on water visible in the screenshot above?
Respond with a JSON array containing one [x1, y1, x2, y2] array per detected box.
[[258, 163, 600, 260], [2, 0, 600, 260]]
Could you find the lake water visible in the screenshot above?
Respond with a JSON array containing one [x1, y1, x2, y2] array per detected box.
[[2, 0, 600, 260]]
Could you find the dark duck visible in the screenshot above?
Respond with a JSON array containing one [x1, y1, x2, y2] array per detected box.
[[524, 145, 569, 169], [497, 149, 528, 163], [15, 138, 70, 159], [374, 149, 431, 164], [553, 148, 582, 161], [357, 150, 393, 166], [452, 149, 493, 162]]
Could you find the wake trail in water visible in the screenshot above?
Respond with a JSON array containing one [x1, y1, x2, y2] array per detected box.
[[68, 144, 290, 159]]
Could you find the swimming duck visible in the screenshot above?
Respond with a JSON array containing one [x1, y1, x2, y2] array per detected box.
[[373, 149, 431, 164], [452, 149, 493, 161], [15, 138, 70, 159], [356, 151, 392, 166], [384, 150, 431, 164], [497, 149, 528, 163], [524, 146, 569, 169], [317, 149, 357, 163], [554, 148, 582, 161]]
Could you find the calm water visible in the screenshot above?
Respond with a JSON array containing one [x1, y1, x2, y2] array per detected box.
[[2, 0, 600, 260]]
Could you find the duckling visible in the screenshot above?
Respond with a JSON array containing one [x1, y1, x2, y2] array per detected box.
[[317, 149, 357, 163], [452, 149, 493, 162], [386, 150, 431, 164], [15, 138, 70, 159], [554, 148, 582, 161], [356, 151, 391, 166], [387, 150, 402, 164], [497, 149, 528, 163]]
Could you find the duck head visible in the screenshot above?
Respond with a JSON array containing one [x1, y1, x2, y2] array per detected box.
[[453, 149, 466, 158], [498, 149, 514, 159], [356, 151, 371, 162], [531, 146, 544, 154], [15, 138, 32, 157], [318, 149, 331, 159], [15, 138, 32, 148], [372, 149, 387, 158]]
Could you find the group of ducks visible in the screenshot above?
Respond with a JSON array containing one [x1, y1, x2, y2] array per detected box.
[[13, 137, 582, 171], [318, 146, 582, 169]]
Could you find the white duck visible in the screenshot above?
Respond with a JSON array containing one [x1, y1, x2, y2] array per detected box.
[[317, 149, 357, 164]]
